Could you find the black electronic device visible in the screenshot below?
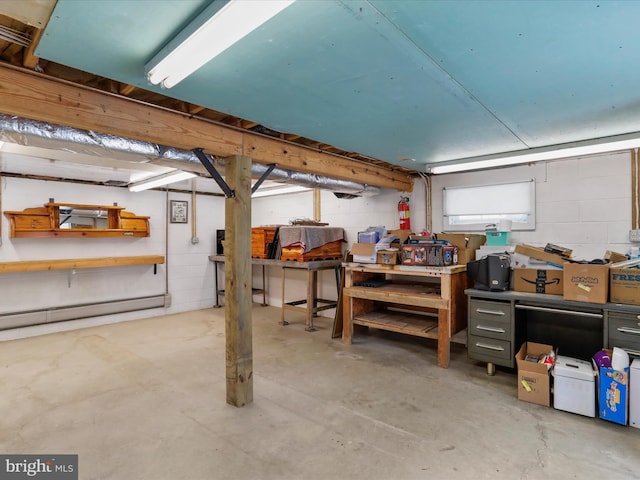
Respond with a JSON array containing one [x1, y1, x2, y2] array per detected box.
[[467, 253, 511, 291]]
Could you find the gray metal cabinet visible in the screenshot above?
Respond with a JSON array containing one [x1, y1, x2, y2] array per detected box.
[[466, 289, 640, 374], [606, 310, 640, 356], [467, 297, 515, 370]]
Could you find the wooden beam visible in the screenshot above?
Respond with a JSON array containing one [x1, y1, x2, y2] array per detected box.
[[22, 27, 42, 69], [0, 65, 412, 191], [224, 155, 253, 407], [119, 83, 137, 96], [187, 104, 206, 115]]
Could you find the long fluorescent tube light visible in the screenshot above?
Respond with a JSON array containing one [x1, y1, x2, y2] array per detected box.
[[252, 185, 311, 198], [146, 0, 295, 88], [129, 170, 197, 192], [428, 131, 640, 174]]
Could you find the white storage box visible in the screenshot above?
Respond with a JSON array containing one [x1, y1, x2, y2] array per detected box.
[[630, 359, 640, 429], [552, 356, 596, 417]]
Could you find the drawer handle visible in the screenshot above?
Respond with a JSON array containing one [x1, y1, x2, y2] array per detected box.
[[617, 327, 640, 336], [475, 342, 505, 352], [476, 325, 506, 334], [475, 308, 505, 316]]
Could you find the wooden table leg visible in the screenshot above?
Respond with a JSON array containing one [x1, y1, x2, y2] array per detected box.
[[437, 308, 451, 368], [342, 292, 352, 344]]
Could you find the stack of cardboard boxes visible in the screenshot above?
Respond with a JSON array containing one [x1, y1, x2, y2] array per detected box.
[[511, 243, 640, 306], [349, 231, 486, 267], [510, 243, 640, 426]]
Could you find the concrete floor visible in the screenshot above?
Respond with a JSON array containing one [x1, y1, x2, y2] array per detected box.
[[1, 306, 639, 480]]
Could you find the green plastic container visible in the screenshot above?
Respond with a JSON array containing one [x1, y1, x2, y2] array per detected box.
[[485, 231, 511, 246]]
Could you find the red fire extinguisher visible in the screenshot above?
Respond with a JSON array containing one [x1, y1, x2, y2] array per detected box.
[[398, 196, 411, 230]]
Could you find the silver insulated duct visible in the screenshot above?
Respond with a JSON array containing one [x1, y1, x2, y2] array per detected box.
[[0, 114, 379, 197]]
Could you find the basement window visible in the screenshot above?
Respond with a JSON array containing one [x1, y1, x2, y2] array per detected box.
[[442, 179, 535, 232]]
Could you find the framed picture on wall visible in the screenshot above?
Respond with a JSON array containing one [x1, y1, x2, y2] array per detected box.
[[170, 200, 188, 223]]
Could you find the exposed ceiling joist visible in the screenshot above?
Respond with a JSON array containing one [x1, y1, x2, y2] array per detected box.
[[0, 64, 412, 191]]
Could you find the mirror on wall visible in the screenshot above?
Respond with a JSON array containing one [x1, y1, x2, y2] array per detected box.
[[59, 207, 109, 229]]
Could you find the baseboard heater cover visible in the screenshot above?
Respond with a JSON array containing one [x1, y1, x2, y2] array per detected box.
[[0, 295, 167, 330]]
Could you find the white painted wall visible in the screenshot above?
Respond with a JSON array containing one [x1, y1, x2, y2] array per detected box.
[[0, 176, 224, 332], [1, 150, 635, 335], [250, 186, 416, 310], [431, 151, 633, 260]]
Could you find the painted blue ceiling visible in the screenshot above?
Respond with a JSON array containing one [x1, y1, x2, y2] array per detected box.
[[36, 0, 640, 171]]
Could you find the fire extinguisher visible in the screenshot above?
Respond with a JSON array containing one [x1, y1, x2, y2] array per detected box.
[[398, 196, 411, 230]]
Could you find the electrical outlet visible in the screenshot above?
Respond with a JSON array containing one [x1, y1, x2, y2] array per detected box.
[[630, 229, 640, 243]]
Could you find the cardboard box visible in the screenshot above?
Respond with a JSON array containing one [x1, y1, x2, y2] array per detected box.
[[388, 229, 412, 244], [563, 262, 609, 304], [377, 249, 399, 265], [434, 233, 485, 265], [350, 243, 377, 263], [511, 252, 560, 270], [513, 268, 563, 295], [351, 233, 401, 264], [515, 342, 555, 406], [514, 244, 567, 267], [595, 350, 629, 425], [609, 259, 640, 306]]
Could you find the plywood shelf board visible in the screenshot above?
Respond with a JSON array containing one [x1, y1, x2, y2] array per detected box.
[[0, 255, 165, 273], [343, 285, 449, 309], [354, 310, 438, 337]]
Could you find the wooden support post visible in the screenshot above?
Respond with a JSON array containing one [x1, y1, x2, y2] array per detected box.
[[224, 155, 253, 407], [313, 188, 321, 222]]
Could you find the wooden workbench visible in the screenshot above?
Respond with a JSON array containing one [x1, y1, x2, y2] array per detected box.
[[341, 263, 469, 368]]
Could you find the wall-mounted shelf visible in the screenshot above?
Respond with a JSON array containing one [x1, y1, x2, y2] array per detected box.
[[0, 255, 164, 273], [3, 202, 150, 238]]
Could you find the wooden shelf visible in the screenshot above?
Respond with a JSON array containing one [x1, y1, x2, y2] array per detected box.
[[0, 255, 164, 273], [353, 310, 438, 338], [344, 284, 448, 309], [4, 202, 150, 238]]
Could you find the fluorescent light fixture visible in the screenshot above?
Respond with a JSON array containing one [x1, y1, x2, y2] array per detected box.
[[129, 170, 197, 192], [252, 185, 311, 198], [146, 0, 295, 88], [428, 131, 640, 174]]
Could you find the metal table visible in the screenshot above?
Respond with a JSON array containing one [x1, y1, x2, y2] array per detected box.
[[208, 256, 341, 331]]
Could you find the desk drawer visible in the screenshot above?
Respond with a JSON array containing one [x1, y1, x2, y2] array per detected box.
[[469, 299, 511, 322], [468, 334, 513, 366], [469, 316, 511, 340], [469, 299, 511, 339], [608, 313, 640, 354]]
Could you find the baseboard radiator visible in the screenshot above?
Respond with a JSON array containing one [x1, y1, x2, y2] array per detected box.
[[0, 294, 168, 330]]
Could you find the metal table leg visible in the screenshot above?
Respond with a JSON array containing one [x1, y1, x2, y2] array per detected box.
[[279, 266, 289, 326]]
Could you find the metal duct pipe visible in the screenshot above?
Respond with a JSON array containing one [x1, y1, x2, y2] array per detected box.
[[0, 114, 379, 196]]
